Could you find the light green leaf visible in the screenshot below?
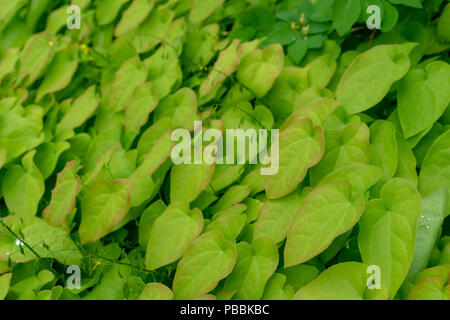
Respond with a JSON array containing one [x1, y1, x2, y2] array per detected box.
[[145, 202, 203, 270], [0, 215, 82, 265], [293, 262, 386, 300], [223, 237, 278, 300], [42, 161, 81, 228], [358, 178, 422, 299], [172, 231, 236, 300], [189, 0, 224, 24], [3, 151, 45, 217], [0, 273, 12, 300], [56, 85, 100, 138], [115, 0, 155, 37], [398, 61, 450, 138], [36, 47, 78, 102], [265, 118, 324, 199], [337, 44, 414, 114], [139, 283, 173, 300], [108, 57, 148, 111], [171, 162, 215, 203], [237, 44, 284, 98], [418, 131, 450, 216], [285, 181, 364, 267], [79, 178, 132, 244]]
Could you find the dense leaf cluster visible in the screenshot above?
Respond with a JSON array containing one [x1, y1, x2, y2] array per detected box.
[[0, 0, 449, 300]]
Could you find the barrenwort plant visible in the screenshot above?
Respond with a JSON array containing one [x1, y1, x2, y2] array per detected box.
[[0, 0, 449, 300]]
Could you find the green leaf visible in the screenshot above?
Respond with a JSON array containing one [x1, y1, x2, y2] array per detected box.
[[36, 47, 79, 102], [170, 162, 215, 203], [145, 202, 203, 270], [358, 178, 422, 299], [293, 262, 386, 300], [0, 215, 82, 265], [138, 199, 166, 248], [332, 0, 361, 36], [237, 44, 284, 98], [42, 161, 81, 228], [115, 0, 155, 37], [17, 32, 53, 87], [387, 0, 422, 9], [79, 178, 132, 243], [317, 164, 382, 195], [337, 44, 414, 114], [369, 120, 398, 197], [437, 4, 450, 42], [3, 151, 45, 217], [189, 0, 224, 24], [223, 237, 278, 300], [124, 82, 159, 148], [172, 231, 236, 300], [398, 61, 450, 138], [56, 85, 100, 137], [200, 39, 241, 98], [284, 181, 364, 267], [96, 0, 131, 25], [309, 121, 370, 186], [265, 118, 324, 199], [108, 57, 148, 111], [261, 273, 295, 300], [419, 131, 450, 216], [407, 188, 447, 282], [139, 283, 173, 300], [0, 273, 12, 300], [253, 190, 304, 244], [288, 39, 308, 64]]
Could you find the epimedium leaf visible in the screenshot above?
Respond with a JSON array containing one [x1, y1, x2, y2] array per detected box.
[[261, 273, 295, 300], [293, 262, 386, 300], [108, 57, 148, 111], [138, 283, 173, 300], [16, 31, 53, 87], [407, 188, 447, 282], [205, 214, 246, 242], [172, 231, 236, 300], [189, 0, 224, 24], [398, 61, 450, 138], [284, 181, 364, 267], [145, 202, 203, 270], [336, 43, 414, 114], [253, 190, 304, 244], [170, 162, 215, 203], [0, 273, 11, 300], [309, 121, 370, 186], [200, 39, 242, 98], [124, 82, 159, 148], [211, 185, 251, 215], [0, 215, 82, 265], [153, 87, 198, 130], [96, 0, 131, 26], [369, 120, 399, 197], [283, 98, 339, 129], [79, 178, 133, 244], [264, 118, 324, 200], [114, 0, 155, 37], [332, 0, 361, 36], [358, 178, 422, 299], [2, 150, 45, 217], [223, 237, 278, 300], [36, 47, 79, 102], [237, 44, 284, 99], [56, 85, 100, 138], [317, 164, 382, 195], [418, 130, 450, 216], [42, 161, 81, 229], [138, 199, 166, 248]]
